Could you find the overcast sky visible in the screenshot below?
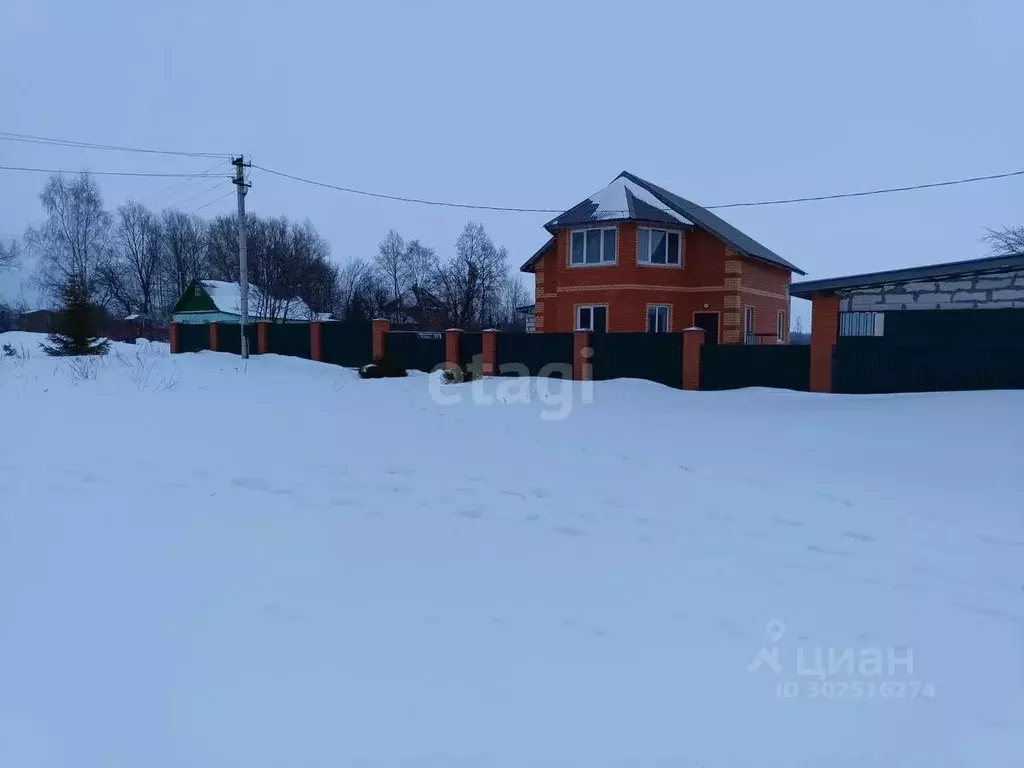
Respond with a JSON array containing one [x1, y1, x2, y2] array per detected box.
[[2, 0, 1022, 321]]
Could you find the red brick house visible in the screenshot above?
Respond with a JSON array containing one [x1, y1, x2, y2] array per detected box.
[[520, 171, 805, 343]]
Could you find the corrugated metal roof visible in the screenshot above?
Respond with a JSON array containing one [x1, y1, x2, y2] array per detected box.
[[618, 172, 804, 274], [522, 171, 804, 275], [790, 252, 1024, 298]]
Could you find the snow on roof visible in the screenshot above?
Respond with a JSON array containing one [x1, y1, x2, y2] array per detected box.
[[587, 176, 694, 225], [200, 280, 313, 320], [549, 175, 695, 229]]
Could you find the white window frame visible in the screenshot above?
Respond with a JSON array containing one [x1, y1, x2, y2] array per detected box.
[[575, 304, 607, 332], [839, 312, 885, 337], [569, 227, 617, 267], [646, 304, 671, 333], [744, 306, 755, 344], [776, 310, 786, 343], [637, 227, 683, 267]]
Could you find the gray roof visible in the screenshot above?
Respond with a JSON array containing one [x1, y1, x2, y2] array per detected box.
[[520, 236, 556, 273], [522, 171, 804, 274], [790, 252, 1024, 298], [618, 172, 804, 274]]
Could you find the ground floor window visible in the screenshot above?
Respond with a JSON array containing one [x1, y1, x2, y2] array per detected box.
[[576, 305, 607, 332], [744, 306, 755, 344], [777, 310, 786, 343], [647, 305, 670, 332]]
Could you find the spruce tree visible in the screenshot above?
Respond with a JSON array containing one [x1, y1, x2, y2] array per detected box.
[[41, 277, 110, 356]]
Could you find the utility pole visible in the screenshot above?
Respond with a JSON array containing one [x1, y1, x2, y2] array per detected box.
[[232, 156, 251, 358]]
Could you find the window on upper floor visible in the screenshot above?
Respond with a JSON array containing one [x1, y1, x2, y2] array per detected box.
[[570, 228, 617, 266], [638, 228, 682, 266]]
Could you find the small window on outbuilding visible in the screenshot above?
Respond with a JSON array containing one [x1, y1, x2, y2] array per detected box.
[[840, 312, 885, 337], [194, 283, 203, 297]]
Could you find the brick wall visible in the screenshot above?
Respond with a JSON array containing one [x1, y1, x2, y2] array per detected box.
[[533, 223, 790, 336]]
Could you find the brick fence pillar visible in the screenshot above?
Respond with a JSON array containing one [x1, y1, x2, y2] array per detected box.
[[209, 322, 220, 352], [810, 294, 840, 393], [682, 327, 706, 390], [445, 328, 462, 371], [257, 322, 269, 355], [371, 318, 390, 360], [573, 330, 592, 381], [310, 321, 324, 362], [481, 329, 497, 375], [169, 322, 181, 354]]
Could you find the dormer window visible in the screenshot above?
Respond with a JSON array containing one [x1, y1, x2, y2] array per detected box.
[[570, 228, 616, 266]]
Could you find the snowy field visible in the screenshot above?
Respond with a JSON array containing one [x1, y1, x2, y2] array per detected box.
[[0, 330, 1021, 767]]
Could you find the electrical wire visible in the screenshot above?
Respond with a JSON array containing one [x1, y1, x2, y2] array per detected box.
[[0, 130, 232, 159], [0, 165, 226, 178], [176, 179, 231, 208], [191, 190, 235, 214], [252, 163, 1024, 214], [144, 160, 232, 207]]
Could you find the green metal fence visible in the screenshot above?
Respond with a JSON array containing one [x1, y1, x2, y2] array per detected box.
[[322, 322, 372, 367], [833, 337, 1024, 393], [178, 324, 209, 353], [590, 332, 683, 388], [459, 332, 483, 371], [386, 331, 444, 372], [494, 332, 574, 378], [700, 344, 811, 391], [266, 323, 311, 359]]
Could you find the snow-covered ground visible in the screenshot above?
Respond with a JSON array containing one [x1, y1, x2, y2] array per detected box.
[[0, 331, 1021, 767]]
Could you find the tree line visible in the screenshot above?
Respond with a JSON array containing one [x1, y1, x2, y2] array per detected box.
[[0, 172, 532, 330]]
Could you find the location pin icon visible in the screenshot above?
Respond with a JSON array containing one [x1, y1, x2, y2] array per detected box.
[[766, 620, 786, 642]]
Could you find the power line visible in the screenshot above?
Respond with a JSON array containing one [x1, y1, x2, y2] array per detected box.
[[191, 190, 235, 214], [144, 160, 232, 207], [0, 164, 226, 179], [176, 179, 231, 208], [252, 163, 1024, 214], [710, 169, 1024, 210], [0, 130, 232, 159]]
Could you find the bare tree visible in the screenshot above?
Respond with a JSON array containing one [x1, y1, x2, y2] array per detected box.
[[375, 229, 406, 304], [100, 200, 163, 317], [0, 240, 19, 273], [982, 226, 1024, 256], [432, 222, 508, 328], [500, 273, 531, 328], [161, 208, 209, 304], [24, 173, 113, 304], [205, 213, 239, 282], [404, 239, 438, 289], [332, 258, 371, 320]]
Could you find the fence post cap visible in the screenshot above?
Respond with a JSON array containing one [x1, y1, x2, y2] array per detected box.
[[482, 328, 500, 332], [683, 326, 705, 332], [445, 327, 463, 333]]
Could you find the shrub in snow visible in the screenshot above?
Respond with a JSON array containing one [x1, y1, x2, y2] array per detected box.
[[40, 277, 110, 357], [2, 343, 16, 357], [359, 358, 408, 379], [440, 366, 480, 384]]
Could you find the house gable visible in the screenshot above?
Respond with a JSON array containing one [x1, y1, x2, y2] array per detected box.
[[170, 280, 217, 315]]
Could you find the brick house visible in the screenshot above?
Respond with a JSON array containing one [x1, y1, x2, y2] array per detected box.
[[520, 171, 804, 343]]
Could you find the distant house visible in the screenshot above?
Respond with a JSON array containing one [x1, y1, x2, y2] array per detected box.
[[382, 285, 447, 330], [516, 304, 536, 333], [171, 280, 314, 324], [19, 309, 59, 333], [520, 171, 804, 342]]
